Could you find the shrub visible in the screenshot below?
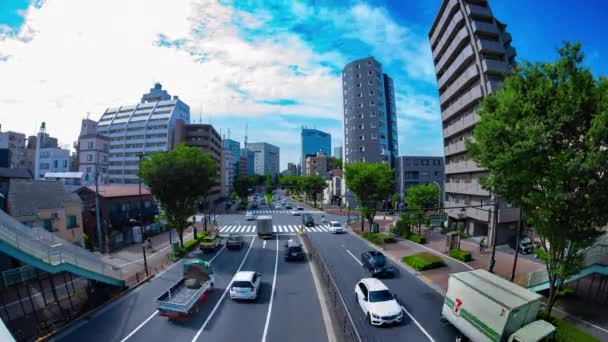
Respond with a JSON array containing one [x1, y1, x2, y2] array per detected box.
[[362, 232, 395, 245], [407, 234, 427, 244], [440, 226, 449, 234], [383, 235, 396, 244], [82, 233, 94, 251], [173, 232, 208, 259], [537, 311, 600, 342], [402, 252, 444, 271], [450, 249, 472, 262]]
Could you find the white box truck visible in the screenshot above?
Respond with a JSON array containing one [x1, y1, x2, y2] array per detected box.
[[256, 215, 273, 239], [442, 270, 555, 342]]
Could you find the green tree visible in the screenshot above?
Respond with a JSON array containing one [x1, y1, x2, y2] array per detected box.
[[330, 156, 343, 170], [301, 175, 327, 207], [344, 162, 395, 232], [467, 42, 608, 315], [390, 193, 400, 210], [234, 176, 254, 200], [264, 175, 272, 195], [405, 184, 440, 236], [139, 144, 218, 247]]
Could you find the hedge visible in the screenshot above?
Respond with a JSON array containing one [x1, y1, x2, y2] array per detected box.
[[407, 234, 427, 244], [537, 311, 599, 342], [362, 232, 396, 245], [450, 249, 472, 262], [402, 252, 444, 271], [173, 232, 208, 259]]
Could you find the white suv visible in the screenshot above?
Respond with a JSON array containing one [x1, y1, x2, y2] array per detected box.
[[230, 271, 261, 301], [355, 278, 402, 326], [328, 221, 346, 234]]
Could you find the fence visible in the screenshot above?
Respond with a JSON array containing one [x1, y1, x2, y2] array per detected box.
[[301, 233, 362, 342]]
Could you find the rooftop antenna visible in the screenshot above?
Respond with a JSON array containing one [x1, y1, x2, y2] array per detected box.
[[199, 104, 203, 124]]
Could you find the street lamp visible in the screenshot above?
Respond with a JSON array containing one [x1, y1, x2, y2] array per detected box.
[[431, 181, 442, 213]]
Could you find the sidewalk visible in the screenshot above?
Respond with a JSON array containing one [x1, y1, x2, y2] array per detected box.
[[348, 222, 608, 340]]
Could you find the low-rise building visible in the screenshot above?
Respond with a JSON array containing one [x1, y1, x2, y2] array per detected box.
[[0, 129, 27, 169], [43, 172, 85, 186], [6, 179, 83, 244], [0, 167, 32, 209], [395, 156, 444, 202], [77, 118, 110, 185], [305, 151, 329, 178], [76, 185, 158, 251]]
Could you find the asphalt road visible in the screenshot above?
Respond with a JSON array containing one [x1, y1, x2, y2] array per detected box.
[[53, 197, 327, 342]]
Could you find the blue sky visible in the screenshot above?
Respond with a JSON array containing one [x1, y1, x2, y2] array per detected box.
[[1, 0, 607, 169]]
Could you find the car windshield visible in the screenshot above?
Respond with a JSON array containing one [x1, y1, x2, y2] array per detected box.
[[332, 223, 341, 227], [298, 207, 304, 210], [202, 237, 214, 242], [370, 254, 386, 266], [228, 235, 241, 241], [232, 281, 252, 288], [368, 290, 394, 303]]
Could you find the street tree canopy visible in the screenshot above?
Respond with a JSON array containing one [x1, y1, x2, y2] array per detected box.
[[139, 144, 218, 247], [405, 184, 440, 235], [344, 162, 395, 232], [467, 42, 608, 315], [301, 175, 327, 207]]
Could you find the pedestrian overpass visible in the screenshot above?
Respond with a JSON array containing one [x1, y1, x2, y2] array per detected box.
[[0, 209, 124, 286]]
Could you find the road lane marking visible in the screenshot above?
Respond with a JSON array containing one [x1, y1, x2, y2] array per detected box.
[[120, 309, 159, 342], [263, 240, 267, 249], [400, 306, 436, 342], [261, 238, 279, 342], [209, 244, 226, 264], [345, 249, 363, 266], [191, 235, 257, 342]]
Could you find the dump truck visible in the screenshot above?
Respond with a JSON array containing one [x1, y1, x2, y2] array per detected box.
[[256, 215, 273, 239], [156, 259, 214, 321], [442, 270, 555, 342]]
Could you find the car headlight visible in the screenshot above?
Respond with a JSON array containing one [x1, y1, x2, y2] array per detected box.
[[371, 313, 380, 318]]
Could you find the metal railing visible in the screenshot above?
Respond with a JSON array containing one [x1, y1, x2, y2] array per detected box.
[[0, 210, 123, 282], [301, 233, 362, 342]]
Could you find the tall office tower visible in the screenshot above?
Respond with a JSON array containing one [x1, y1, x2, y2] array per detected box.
[[96, 83, 190, 184], [247, 142, 280, 176], [301, 127, 331, 169], [429, 0, 518, 243], [341, 56, 398, 167]]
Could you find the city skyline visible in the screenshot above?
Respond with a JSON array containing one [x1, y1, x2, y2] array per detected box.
[[1, 1, 606, 170]]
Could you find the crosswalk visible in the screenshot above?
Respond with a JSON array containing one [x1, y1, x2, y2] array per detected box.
[[248, 210, 292, 214], [218, 224, 335, 234]]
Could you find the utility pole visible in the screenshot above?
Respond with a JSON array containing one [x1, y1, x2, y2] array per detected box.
[[511, 209, 523, 282], [94, 149, 103, 253], [138, 152, 149, 277], [489, 199, 499, 273]]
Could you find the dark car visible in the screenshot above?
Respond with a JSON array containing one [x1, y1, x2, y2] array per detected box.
[[509, 236, 534, 255], [303, 214, 315, 227], [226, 233, 243, 250], [284, 239, 305, 261], [361, 251, 395, 278], [285, 203, 293, 210]]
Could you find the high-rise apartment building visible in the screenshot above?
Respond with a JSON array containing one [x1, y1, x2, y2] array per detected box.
[[301, 128, 331, 168], [222, 139, 240, 193], [0, 129, 27, 169], [333, 146, 343, 159], [395, 156, 445, 203], [96, 83, 190, 184], [173, 119, 222, 204], [247, 142, 279, 176], [77, 119, 110, 185], [342, 56, 398, 167], [287, 162, 297, 175], [429, 0, 518, 242]]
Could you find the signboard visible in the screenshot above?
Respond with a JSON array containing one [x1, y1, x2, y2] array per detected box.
[[429, 214, 447, 226]]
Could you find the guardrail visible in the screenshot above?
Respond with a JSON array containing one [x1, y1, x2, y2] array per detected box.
[[0, 210, 123, 283], [301, 233, 362, 342]]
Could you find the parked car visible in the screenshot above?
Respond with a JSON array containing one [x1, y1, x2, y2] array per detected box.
[[229, 271, 261, 301], [284, 239, 305, 261], [303, 214, 315, 227], [509, 236, 535, 255], [275, 204, 282, 210], [355, 278, 402, 326], [361, 251, 395, 278], [328, 221, 346, 234], [199, 234, 221, 252], [291, 209, 301, 216], [285, 203, 293, 210], [226, 233, 243, 250], [245, 211, 255, 221]]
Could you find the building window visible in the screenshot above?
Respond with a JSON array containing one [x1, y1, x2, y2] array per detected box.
[[357, 83, 361, 87], [103, 156, 108, 162], [358, 124, 364, 129], [53, 160, 58, 168], [370, 101, 375, 106], [63, 160, 68, 168], [87, 154, 93, 161], [359, 146, 365, 152], [370, 112, 376, 117], [359, 135, 365, 140], [66, 215, 78, 228], [371, 122, 377, 128], [87, 142, 94, 149], [43, 219, 53, 231], [103, 143, 108, 151], [371, 133, 377, 139], [86, 167, 92, 172], [359, 114, 364, 119]]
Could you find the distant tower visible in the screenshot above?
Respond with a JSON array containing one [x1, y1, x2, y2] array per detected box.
[[34, 122, 46, 179], [244, 123, 248, 149]]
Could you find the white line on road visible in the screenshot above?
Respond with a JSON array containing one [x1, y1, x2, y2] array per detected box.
[[120, 309, 159, 342], [345, 249, 363, 266], [263, 240, 267, 249], [191, 235, 257, 342], [401, 306, 436, 342], [262, 237, 279, 342], [209, 244, 226, 264]]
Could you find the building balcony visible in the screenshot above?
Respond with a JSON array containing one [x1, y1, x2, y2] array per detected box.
[[435, 26, 469, 74], [445, 182, 490, 197], [443, 112, 479, 139], [477, 38, 505, 55], [123, 138, 146, 145], [123, 164, 139, 170], [444, 140, 466, 156], [466, 206, 490, 222], [430, 0, 458, 47], [445, 159, 485, 174], [145, 137, 167, 144], [466, 3, 492, 19], [442, 85, 483, 121], [503, 32, 512, 44], [471, 20, 499, 36], [144, 128, 167, 135], [482, 59, 510, 76], [440, 64, 479, 106], [433, 11, 465, 60], [108, 165, 124, 170], [438, 45, 474, 91], [486, 79, 504, 94]]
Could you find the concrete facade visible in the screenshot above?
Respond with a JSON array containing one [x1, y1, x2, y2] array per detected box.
[[333, 146, 342, 159], [395, 156, 445, 203], [304, 151, 329, 178], [341, 56, 398, 166], [247, 142, 279, 176], [429, 0, 518, 242], [301, 128, 331, 169], [173, 119, 222, 204], [77, 119, 110, 185], [0, 130, 27, 169], [96, 83, 190, 184]]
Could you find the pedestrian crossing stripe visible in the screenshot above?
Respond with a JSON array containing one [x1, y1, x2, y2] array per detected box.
[[247, 210, 325, 215], [217, 224, 334, 233]]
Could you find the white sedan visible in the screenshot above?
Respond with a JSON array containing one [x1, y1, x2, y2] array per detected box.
[[328, 221, 346, 234], [355, 278, 403, 326], [291, 209, 301, 216], [245, 211, 255, 221]]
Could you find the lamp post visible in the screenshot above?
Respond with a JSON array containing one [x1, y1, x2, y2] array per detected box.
[[133, 152, 149, 277], [432, 181, 442, 214]]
